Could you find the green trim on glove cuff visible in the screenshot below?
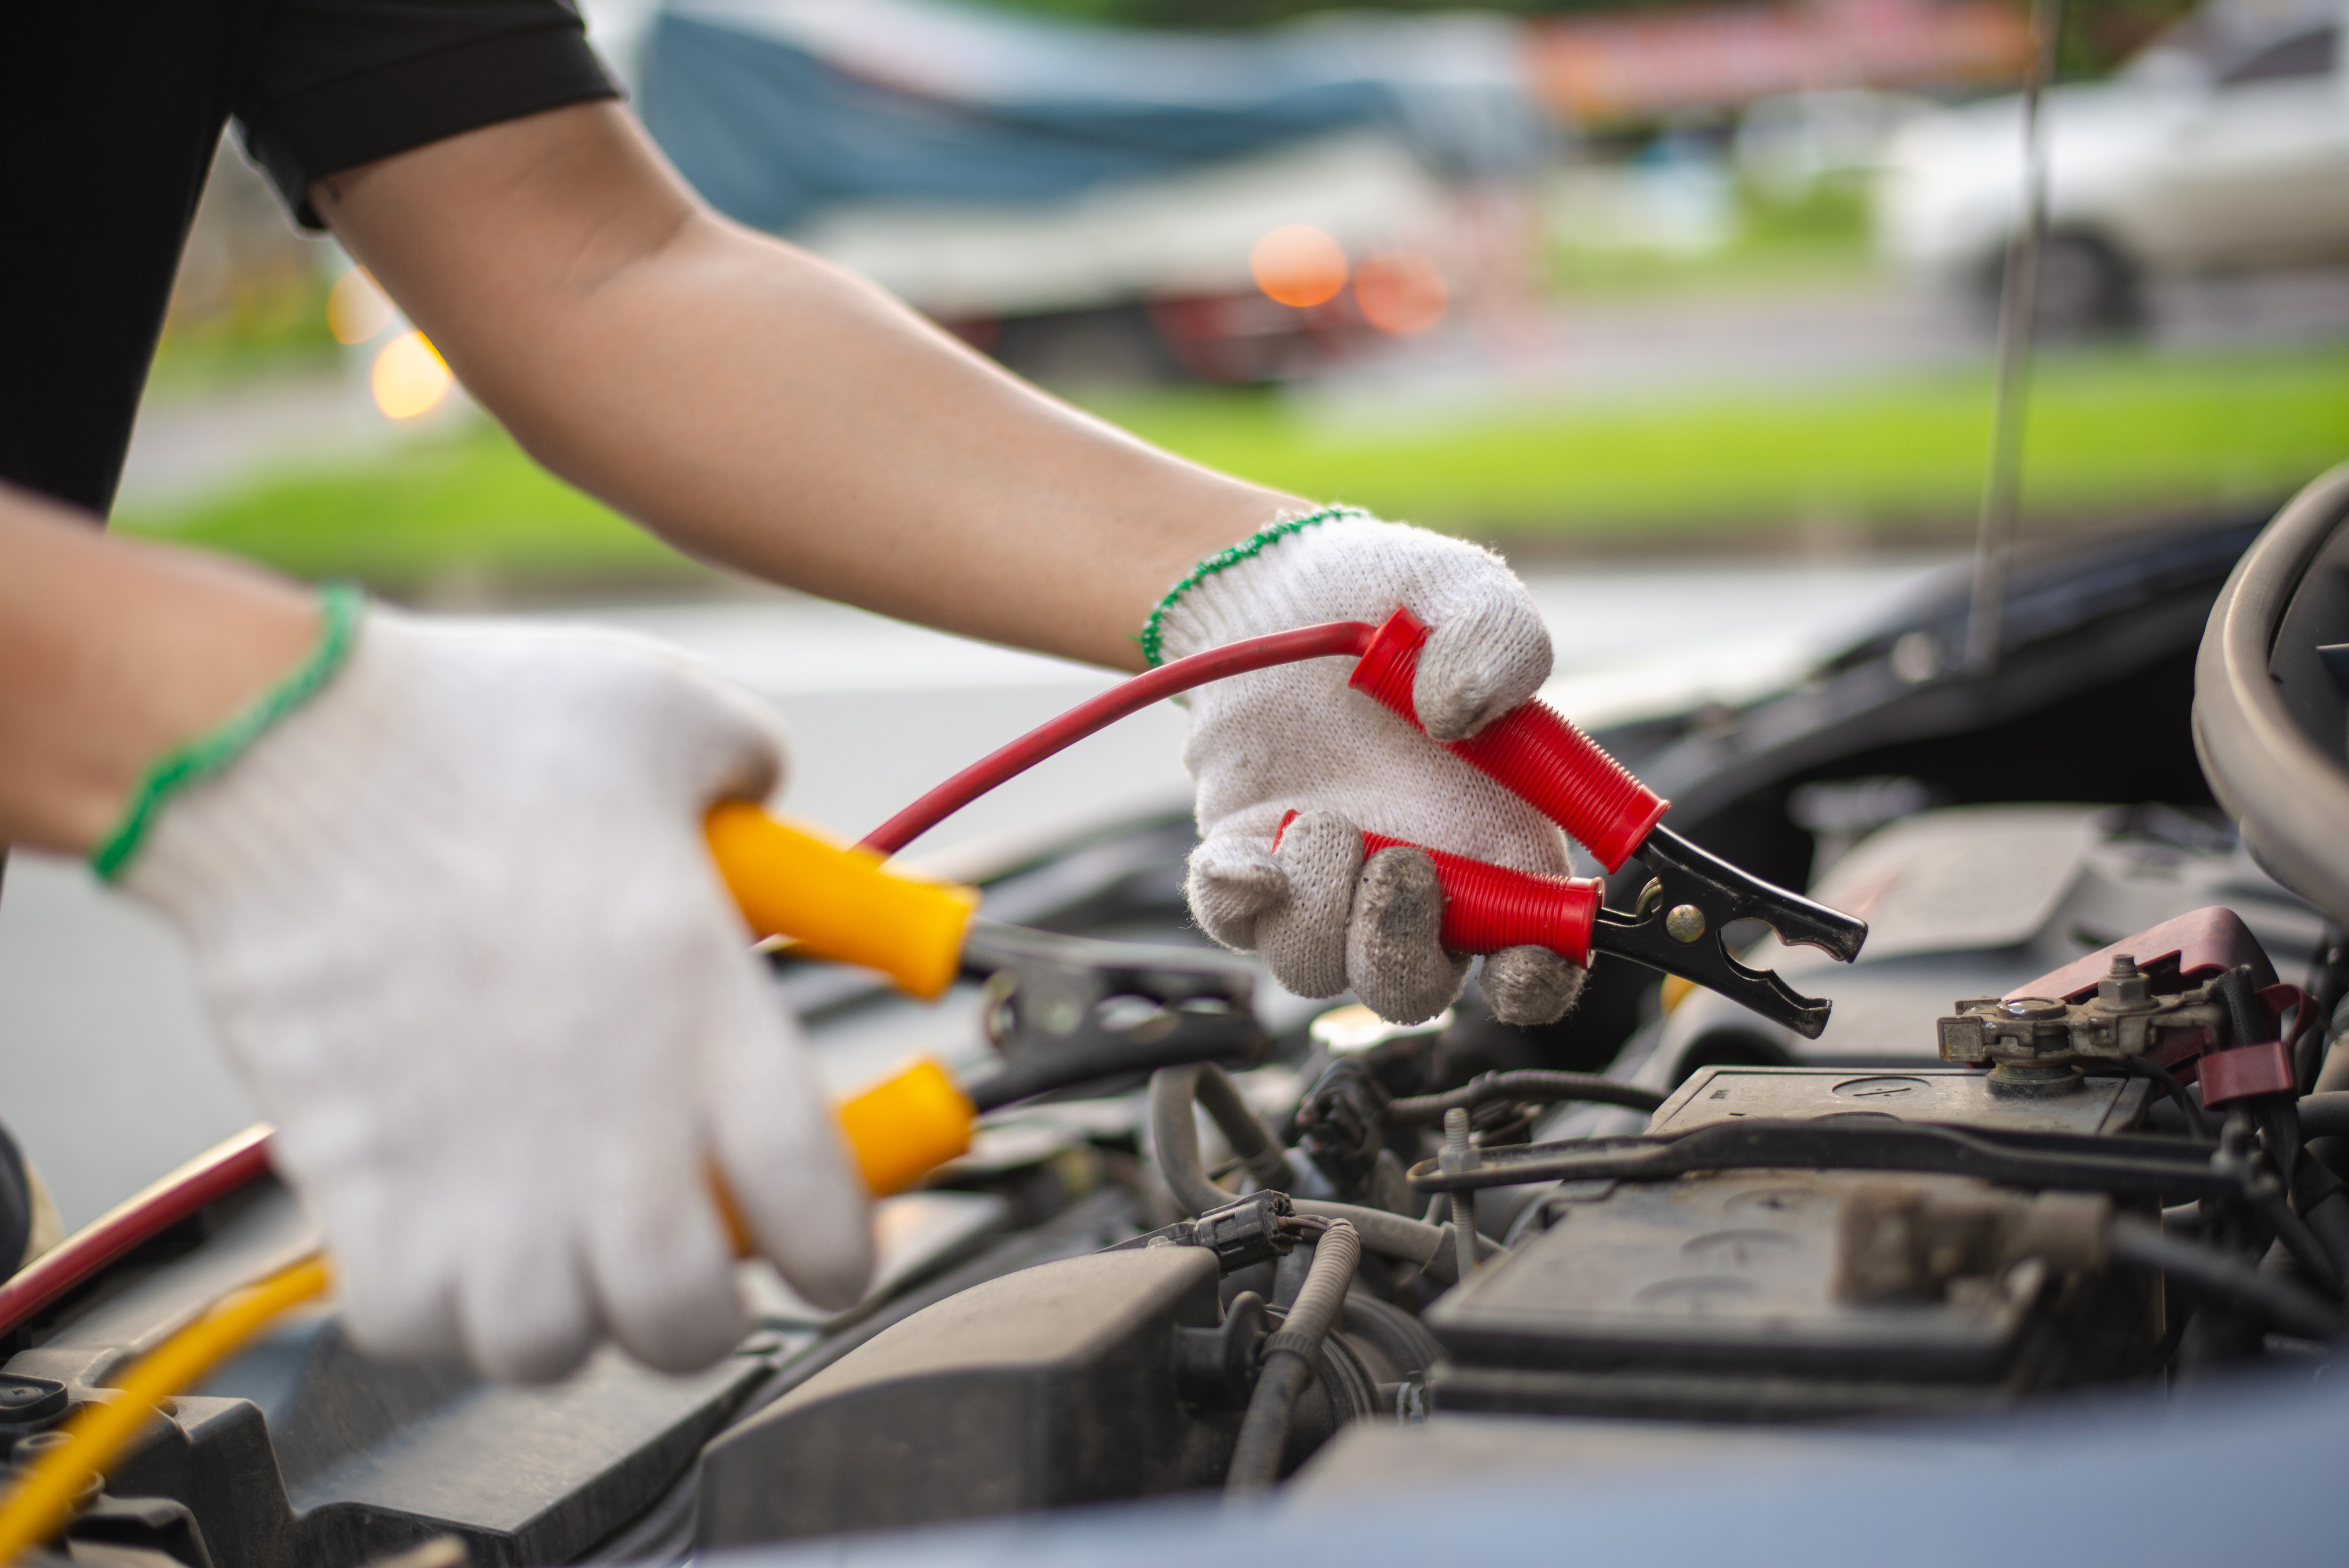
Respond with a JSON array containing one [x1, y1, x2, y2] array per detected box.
[[92, 584, 366, 882], [1137, 505, 1369, 668]]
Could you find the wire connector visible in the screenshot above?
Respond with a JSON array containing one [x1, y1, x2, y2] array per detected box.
[[1107, 1190, 1297, 1273]]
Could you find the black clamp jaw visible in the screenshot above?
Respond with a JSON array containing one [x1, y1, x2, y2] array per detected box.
[[959, 920, 1269, 1110], [1593, 826, 1870, 1040]]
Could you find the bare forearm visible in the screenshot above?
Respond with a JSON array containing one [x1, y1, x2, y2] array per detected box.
[[503, 223, 1286, 670], [0, 489, 317, 852], [320, 105, 1294, 672]]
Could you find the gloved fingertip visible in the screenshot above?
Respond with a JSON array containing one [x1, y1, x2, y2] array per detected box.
[[1412, 688, 1498, 746], [779, 1239, 875, 1315], [1185, 839, 1287, 950], [1271, 809, 1363, 887], [1481, 946, 1587, 1028], [760, 1169, 876, 1312], [459, 1246, 600, 1385], [702, 1018, 878, 1315], [706, 698, 790, 811], [477, 1328, 598, 1386], [319, 1187, 467, 1369], [1413, 599, 1552, 743], [339, 1283, 465, 1371], [616, 1276, 749, 1375], [1347, 846, 1470, 1024], [585, 1180, 754, 1374], [1255, 810, 1361, 998]]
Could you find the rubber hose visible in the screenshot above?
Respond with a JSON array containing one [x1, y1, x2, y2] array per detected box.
[[1296, 1202, 1500, 1281], [1184, 1065, 1493, 1255], [1192, 1064, 1295, 1190], [2110, 1214, 2343, 1343], [1148, 1067, 1490, 1274], [1226, 1220, 1362, 1493], [2296, 1177, 2349, 1301], [2316, 1037, 2349, 1096], [1151, 1065, 1265, 1218], [1386, 1070, 1664, 1127], [2260, 1096, 2305, 1189], [2266, 1194, 2343, 1299], [2299, 1092, 2349, 1139], [2308, 1082, 2349, 1184], [1187, 1064, 1502, 1266]]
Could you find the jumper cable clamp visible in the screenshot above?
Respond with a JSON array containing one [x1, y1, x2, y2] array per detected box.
[[1327, 607, 1870, 1037]]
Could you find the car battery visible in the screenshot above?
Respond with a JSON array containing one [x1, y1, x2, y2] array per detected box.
[[1424, 1067, 2156, 1422]]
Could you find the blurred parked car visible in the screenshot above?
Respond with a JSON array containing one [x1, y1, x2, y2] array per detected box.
[[1875, 0, 2349, 332], [636, 0, 1550, 382]]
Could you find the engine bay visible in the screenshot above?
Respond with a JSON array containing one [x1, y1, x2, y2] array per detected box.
[[9, 494, 2349, 1565]]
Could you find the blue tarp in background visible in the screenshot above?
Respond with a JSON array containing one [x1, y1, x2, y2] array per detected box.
[[640, 0, 1546, 234]]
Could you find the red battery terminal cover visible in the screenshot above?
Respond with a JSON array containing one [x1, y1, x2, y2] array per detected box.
[[2199, 1040, 2298, 1106]]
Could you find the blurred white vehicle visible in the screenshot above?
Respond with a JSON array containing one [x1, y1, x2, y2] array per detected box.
[[1875, 0, 2349, 331]]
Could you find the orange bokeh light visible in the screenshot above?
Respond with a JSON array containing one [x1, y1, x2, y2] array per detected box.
[[371, 331, 453, 420], [1353, 251, 1447, 336], [1250, 225, 1349, 308], [326, 267, 396, 345]]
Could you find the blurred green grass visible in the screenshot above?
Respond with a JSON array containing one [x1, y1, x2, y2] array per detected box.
[[118, 343, 2349, 592], [118, 424, 693, 591], [1100, 345, 2349, 533]]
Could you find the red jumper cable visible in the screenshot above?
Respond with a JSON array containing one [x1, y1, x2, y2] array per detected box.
[[1, 608, 1863, 1338]]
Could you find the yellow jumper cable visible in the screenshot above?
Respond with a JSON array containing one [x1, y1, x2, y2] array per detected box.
[[0, 1256, 331, 1564], [0, 1052, 981, 1563]]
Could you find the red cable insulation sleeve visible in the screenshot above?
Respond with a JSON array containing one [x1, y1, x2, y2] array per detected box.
[[859, 620, 1376, 855], [1276, 813, 1601, 967], [1348, 608, 1667, 873], [0, 1125, 275, 1339]]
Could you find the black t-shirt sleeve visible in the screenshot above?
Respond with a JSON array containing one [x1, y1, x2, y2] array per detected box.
[[234, 0, 622, 229]]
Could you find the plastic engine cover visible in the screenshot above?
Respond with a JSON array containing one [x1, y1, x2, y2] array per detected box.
[[696, 1245, 1237, 1547]]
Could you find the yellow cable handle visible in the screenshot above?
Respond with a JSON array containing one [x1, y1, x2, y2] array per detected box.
[[0, 1256, 331, 1565], [836, 1057, 975, 1197], [699, 802, 981, 1201], [704, 804, 977, 1001], [0, 1058, 980, 1563]]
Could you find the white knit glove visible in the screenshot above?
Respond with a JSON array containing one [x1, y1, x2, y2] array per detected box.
[[1151, 510, 1586, 1027], [112, 603, 871, 1382]]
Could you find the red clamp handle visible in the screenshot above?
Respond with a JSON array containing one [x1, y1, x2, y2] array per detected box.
[[1348, 607, 1668, 874], [1274, 812, 1600, 967]]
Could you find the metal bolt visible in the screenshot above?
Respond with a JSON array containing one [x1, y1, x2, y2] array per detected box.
[[1441, 1107, 1477, 1167], [979, 971, 1019, 1053], [1664, 904, 1707, 944], [1443, 1107, 1481, 1283], [1035, 987, 1083, 1037], [2096, 953, 2153, 1012]]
